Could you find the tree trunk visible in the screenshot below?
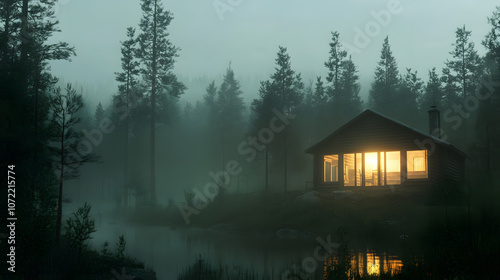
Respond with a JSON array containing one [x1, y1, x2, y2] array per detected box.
[[221, 127, 225, 189], [56, 112, 65, 243], [124, 69, 130, 208], [124, 110, 129, 208], [284, 128, 288, 192], [1, 1, 12, 65], [265, 144, 268, 192], [31, 58, 42, 204], [20, 0, 29, 66], [150, 0, 158, 205]]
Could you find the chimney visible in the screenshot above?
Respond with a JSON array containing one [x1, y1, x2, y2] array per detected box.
[[428, 106, 441, 139]]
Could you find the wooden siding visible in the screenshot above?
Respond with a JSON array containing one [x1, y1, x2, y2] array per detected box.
[[311, 113, 436, 154], [308, 110, 466, 188], [444, 148, 466, 181]]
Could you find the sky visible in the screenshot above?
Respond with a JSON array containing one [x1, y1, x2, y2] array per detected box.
[[48, 0, 500, 109]]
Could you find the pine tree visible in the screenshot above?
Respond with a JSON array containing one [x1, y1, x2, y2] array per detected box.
[[271, 46, 304, 113], [216, 64, 245, 182], [478, 6, 500, 175], [322, 32, 362, 126], [420, 68, 444, 111], [250, 80, 277, 191], [49, 84, 98, 243], [216, 63, 245, 132], [369, 36, 400, 116], [114, 27, 140, 118], [442, 25, 483, 140], [312, 76, 327, 107], [269, 46, 304, 191], [0, 1, 75, 276], [483, 7, 500, 76], [137, 0, 185, 204], [324, 31, 348, 102], [397, 68, 423, 124], [95, 102, 105, 126], [441, 67, 460, 106], [339, 56, 362, 115], [442, 25, 482, 104], [114, 27, 140, 207], [204, 80, 217, 120]]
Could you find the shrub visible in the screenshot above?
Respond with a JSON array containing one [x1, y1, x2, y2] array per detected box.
[[64, 202, 96, 255], [116, 234, 127, 259]]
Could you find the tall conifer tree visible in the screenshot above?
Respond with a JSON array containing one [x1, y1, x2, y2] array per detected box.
[[369, 36, 400, 116], [137, 0, 185, 204]]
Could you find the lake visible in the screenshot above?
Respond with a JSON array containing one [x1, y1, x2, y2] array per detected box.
[[90, 215, 404, 279]]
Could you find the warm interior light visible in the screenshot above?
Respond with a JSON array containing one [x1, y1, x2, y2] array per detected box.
[[386, 152, 400, 172], [365, 153, 377, 171], [407, 150, 428, 179], [386, 151, 401, 185], [324, 155, 338, 182], [364, 152, 378, 186], [344, 154, 355, 186]]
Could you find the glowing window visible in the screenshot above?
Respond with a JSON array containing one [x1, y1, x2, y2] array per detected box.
[[364, 152, 378, 186], [324, 155, 338, 182], [380, 152, 385, 186], [386, 151, 401, 185], [344, 154, 355, 186], [407, 150, 428, 179], [356, 153, 362, 186]]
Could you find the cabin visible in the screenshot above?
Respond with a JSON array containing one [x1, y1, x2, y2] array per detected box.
[[305, 108, 466, 189]]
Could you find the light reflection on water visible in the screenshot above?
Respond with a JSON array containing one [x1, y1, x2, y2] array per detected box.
[[323, 250, 403, 278], [92, 218, 406, 279]]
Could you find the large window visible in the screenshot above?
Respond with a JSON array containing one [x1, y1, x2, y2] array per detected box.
[[324, 155, 338, 182], [407, 150, 428, 179], [322, 151, 403, 186], [344, 154, 355, 186], [364, 152, 378, 186], [386, 151, 401, 185], [356, 153, 362, 186], [380, 152, 385, 186]]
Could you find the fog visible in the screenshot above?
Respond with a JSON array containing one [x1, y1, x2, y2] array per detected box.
[[49, 0, 498, 108], [3, 1, 500, 279]]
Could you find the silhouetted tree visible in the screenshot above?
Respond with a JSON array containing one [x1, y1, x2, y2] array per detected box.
[[94, 102, 104, 126], [324, 31, 347, 103], [483, 7, 500, 75], [250, 80, 278, 191], [473, 6, 500, 231], [216, 64, 245, 131], [338, 56, 362, 115], [216, 64, 245, 181], [114, 27, 140, 207], [324, 32, 362, 125], [137, 0, 185, 204], [203, 80, 218, 128], [397, 68, 423, 124], [271, 46, 304, 113], [442, 26, 482, 105], [49, 84, 98, 243], [301, 76, 331, 138], [369, 36, 400, 116], [420, 67, 444, 111], [0, 1, 75, 277], [313, 76, 327, 107], [266, 46, 304, 191]]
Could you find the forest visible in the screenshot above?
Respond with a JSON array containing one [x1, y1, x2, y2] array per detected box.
[[1, 1, 500, 279]]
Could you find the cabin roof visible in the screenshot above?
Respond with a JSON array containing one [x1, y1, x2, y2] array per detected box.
[[305, 109, 467, 157]]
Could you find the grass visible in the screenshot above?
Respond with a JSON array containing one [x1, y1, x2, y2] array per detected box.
[[177, 255, 282, 280], [127, 186, 434, 238], [125, 183, 500, 279]]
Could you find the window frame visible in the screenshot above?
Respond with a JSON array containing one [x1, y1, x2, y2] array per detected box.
[[406, 150, 429, 180]]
